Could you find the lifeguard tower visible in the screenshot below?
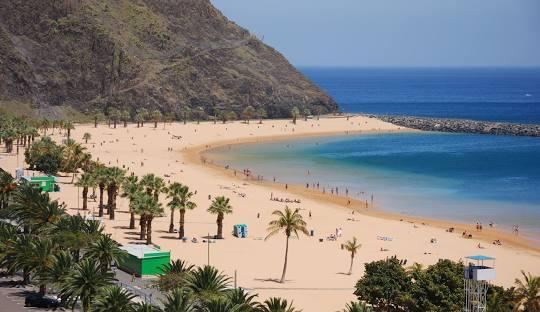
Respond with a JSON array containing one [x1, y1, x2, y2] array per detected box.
[[464, 255, 496, 312]]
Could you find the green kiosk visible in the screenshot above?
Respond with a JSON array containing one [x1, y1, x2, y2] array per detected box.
[[20, 176, 60, 192], [119, 244, 171, 277]]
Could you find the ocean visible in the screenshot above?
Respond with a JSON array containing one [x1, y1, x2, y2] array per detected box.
[[208, 68, 540, 240], [301, 67, 540, 124]]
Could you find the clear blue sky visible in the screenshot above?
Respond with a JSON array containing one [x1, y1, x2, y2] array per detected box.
[[211, 0, 540, 67]]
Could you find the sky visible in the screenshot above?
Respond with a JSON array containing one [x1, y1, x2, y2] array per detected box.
[[211, 0, 540, 67]]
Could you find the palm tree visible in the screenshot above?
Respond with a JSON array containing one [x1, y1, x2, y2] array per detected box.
[[9, 185, 66, 232], [152, 110, 162, 128], [135, 302, 163, 312], [59, 258, 116, 312], [265, 206, 309, 283], [52, 215, 101, 261], [0, 169, 17, 209], [64, 121, 75, 140], [257, 108, 267, 124], [290, 107, 300, 125], [207, 196, 233, 239], [226, 288, 261, 311], [1, 234, 34, 283], [140, 173, 167, 201], [195, 106, 205, 124], [132, 192, 164, 244], [242, 106, 255, 124], [83, 132, 92, 143], [121, 175, 142, 229], [105, 167, 126, 220], [76, 172, 96, 210], [86, 234, 127, 273], [122, 110, 131, 127], [155, 259, 194, 291], [162, 288, 195, 312], [340, 301, 373, 312], [109, 108, 121, 129], [138, 108, 149, 127], [167, 182, 197, 236], [187, 265, 231, 301], [26, 238, 57, 294], [514, 270, 540, 311], [41, 250, 74, 293], [93, 167, 109, 217], [343, 237, 361, 275], [93, 285, 136, 312], [62, 141, 89, 183], [260, 298, 300, 312], [303, 108, 310, 121]]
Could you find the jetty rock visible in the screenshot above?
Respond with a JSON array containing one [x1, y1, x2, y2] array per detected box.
[[377, 116, 540, 137]]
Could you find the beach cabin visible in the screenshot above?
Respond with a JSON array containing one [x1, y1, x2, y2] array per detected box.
[[233, 224, 248, 238], [20, 175, 60, 192], [118, 244, 171, 277]]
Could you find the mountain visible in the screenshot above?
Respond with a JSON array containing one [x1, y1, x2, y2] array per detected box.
[[0, 0, 338, 119]]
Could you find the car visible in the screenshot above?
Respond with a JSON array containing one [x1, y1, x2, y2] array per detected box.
[[24, 293, 60, 310]]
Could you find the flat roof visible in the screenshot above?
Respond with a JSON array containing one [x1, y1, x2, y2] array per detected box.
[[21, 176, 57, 182], [466, 255, 495, 261], [121, 244, 169, 259]]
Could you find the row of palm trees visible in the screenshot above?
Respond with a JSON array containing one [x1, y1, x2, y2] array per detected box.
[[0, 116, 40, 153], [0, 177, 309, 311]]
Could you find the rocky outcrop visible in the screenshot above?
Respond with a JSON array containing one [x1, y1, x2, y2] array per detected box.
[[378, 116, 540, 137], [0, 0, 338, 118]]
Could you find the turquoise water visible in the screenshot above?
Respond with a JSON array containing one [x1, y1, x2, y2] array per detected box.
[[207, 133, 540, 239]]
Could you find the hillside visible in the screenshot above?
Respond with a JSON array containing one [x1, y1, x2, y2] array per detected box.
[[0, 0, 337, 119]]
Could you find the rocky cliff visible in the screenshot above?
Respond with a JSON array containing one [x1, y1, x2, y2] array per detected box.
[[378, 115, 540, 137], [0, 0, 337, 119]]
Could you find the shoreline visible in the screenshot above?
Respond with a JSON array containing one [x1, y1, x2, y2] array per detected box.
[[3, 116, 539, 311], [184, 127, 540, 253]]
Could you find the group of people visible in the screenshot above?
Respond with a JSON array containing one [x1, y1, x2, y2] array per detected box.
[[270, 193, 301, 203]]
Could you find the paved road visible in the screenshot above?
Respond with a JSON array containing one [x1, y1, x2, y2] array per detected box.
[[0, 276, 69, 312], [0, 278, 36, 312]]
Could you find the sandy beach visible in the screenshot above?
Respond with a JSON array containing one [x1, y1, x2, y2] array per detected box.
[[2, 115, 539, 311]]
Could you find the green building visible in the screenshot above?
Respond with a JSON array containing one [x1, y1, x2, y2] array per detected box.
[[20, 176, 60, 192], [119, 244, 171, 277]]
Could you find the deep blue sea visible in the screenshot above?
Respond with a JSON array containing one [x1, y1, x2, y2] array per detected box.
[[209, 68, 540, 240], [300, 67, 540, 124]]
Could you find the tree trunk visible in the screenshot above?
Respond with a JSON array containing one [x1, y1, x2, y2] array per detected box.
[[169, 209, 175, 233], [82, 187, 88, 210], [146, 218, 153, 245], [110, 188, 117, 220], [154, 121, 158, 128], [98, 185, 105, 217], [140, 217, 146, 240], [129, 210, 135, 229], [348, 255, 354, 275], [124, 120, 127, 127], [178, 209, 186, 238], [94, 117, 98, 128], [67, 129, 71, 140], [106, 187, 113, 215], [280, 236, 290, 283], [113, 120, 117, 128], [293, 116, 297, 124], [39, 284, 46, 295], [216, 213, 223, 239]]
